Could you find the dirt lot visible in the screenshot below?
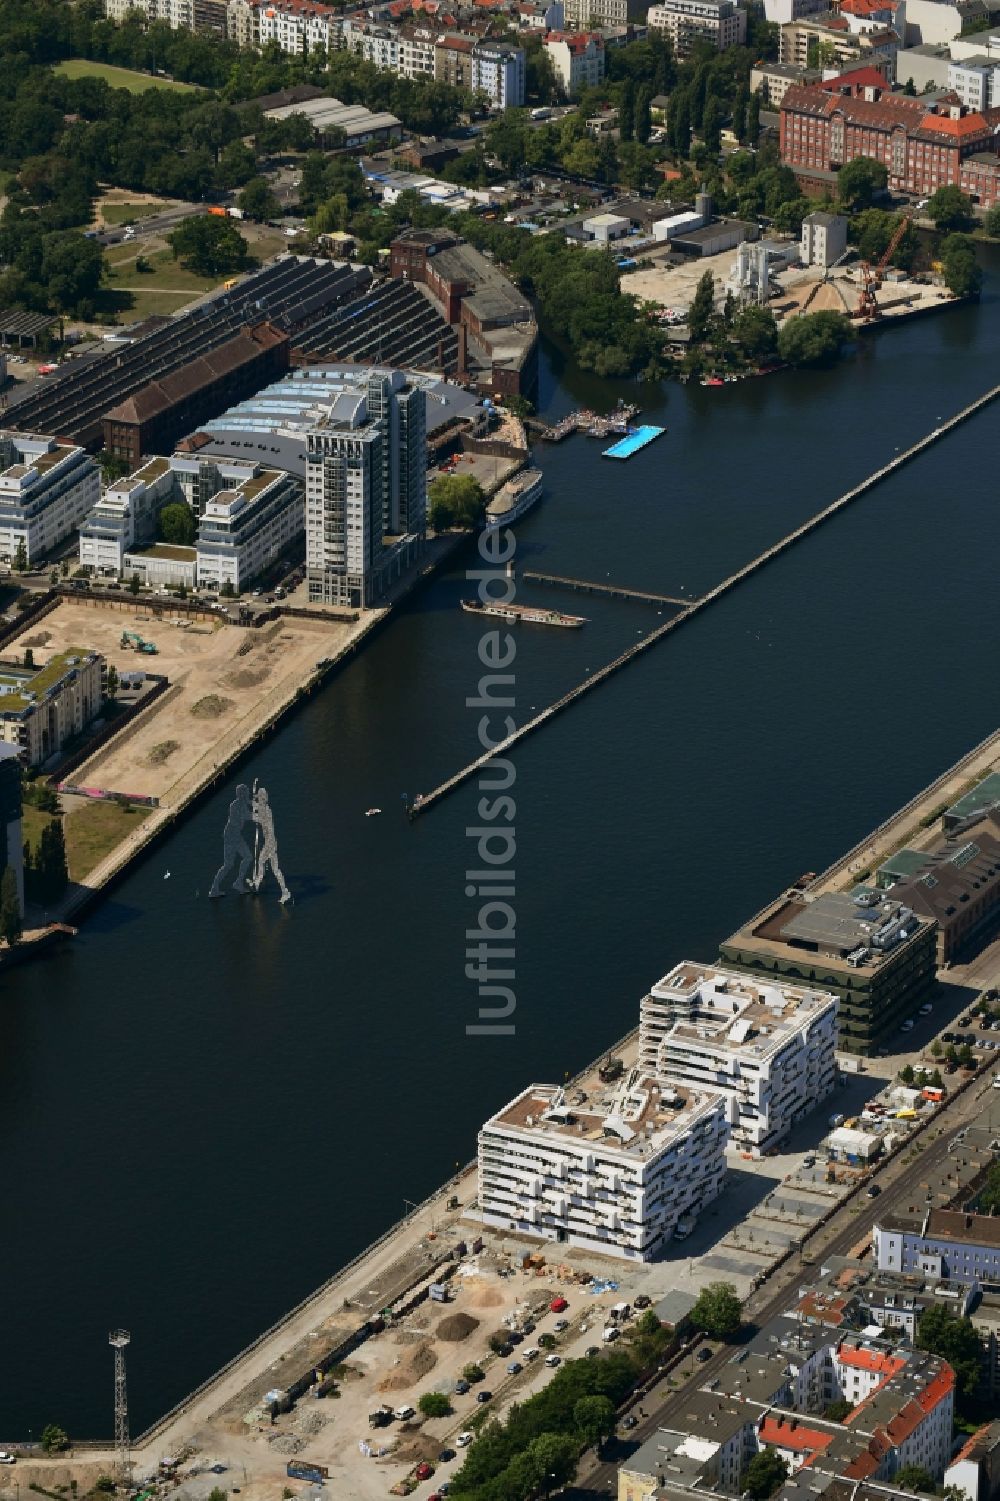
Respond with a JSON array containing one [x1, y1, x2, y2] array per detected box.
[[8, 601, 359, 806]]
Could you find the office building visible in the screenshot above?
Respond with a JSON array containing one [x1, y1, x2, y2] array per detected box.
[[0, 433, 100, 565], [801, 210, 848, 267], [720, 883, 936, 1053], [647, 0, 747, 53], [479, 1071, 727, 1261], [471, 41, 527, 108], [779, 20, 898, 79], [0, 650, 104, 767], [781, 79, 1000, 206], [544, 30, 606, 95], [195, 467, 303, 594], [638, 962, 838, 1157], [305, 368, 426, 608], [875, 814, 1000, 964]]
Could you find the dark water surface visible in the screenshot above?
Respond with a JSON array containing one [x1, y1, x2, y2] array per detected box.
[[4, 255, 1000, 1437]]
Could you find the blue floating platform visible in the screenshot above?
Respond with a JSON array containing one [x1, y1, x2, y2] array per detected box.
[[602, 424, 665, 460]]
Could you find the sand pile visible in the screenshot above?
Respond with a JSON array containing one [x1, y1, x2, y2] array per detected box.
[[466, 1284, 503, 1309], [436, 1311, 480, 1342], [377, 1341, 436, 1391]]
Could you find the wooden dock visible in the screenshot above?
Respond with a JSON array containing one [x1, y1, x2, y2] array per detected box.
[[408, 381, 1000, 820], [527, 404, 640, 442], [522, 571, 692, 607]]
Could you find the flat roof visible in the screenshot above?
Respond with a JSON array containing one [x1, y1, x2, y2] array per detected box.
[[945, 770, 1000, 824], [650, 961, 835, 1057]]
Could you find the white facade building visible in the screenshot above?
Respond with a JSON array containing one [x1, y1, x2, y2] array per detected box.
[[0, 432, 100, 566], [472, 42, 527, 108], [195, 467, 303, 592], [639, 962, 838, 1157], [948, 55, 1000, 109], [544, 30, 606, 94], [647, 0, 747, 54], [801, 210, 848, 267], [479, 1073, 727, 1261], [255, 0, 341, 54], [0, 650, 104, 766]]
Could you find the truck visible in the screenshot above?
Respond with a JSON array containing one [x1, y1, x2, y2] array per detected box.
[[227, 206, 244, 219], [286, 1462, 329, 1483], [368, 1406, 393, 1428]]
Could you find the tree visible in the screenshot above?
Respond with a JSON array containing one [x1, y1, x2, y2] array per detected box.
[[418, 1391, 452, 1418], [916, 1305, 984, 1397], [129, 573, 141, 596], [0, 865, 22, 946], [538, 1332, 557, 1350], [733, 305, 778, 363], [40, 1424, 70, 1454], [926, 184, 972, 231], [690, 1282, 742, 1340], [34, 819, 69, 903], [158, 501, 197, 546], [167, 214, 252, 276], [746, 1449, 789, 1500], [462, 1362, 485, 1383], [526, 1432, 578, 1494], [13, 539, 27, 573], [573, 1394, 616, 1446], [732, 83, 749, 143], [837, 156, 887, 212], [985, 203, 1000, 238], [24, 647, 34, 669], [900, 1063, 915, 1084], [930, 1037, 943, 1058], [687, 269, 716, 341], [238, 176, 281, 223], [635, 86, 652, 146], [619, 78, 635, 142], [428, 473, 485, 530], [940, 233, 982, 298], [777, 310, 852, 367], [894, 1466, 936, 1494], [106, 664, 119, 701], [746, 89, 761, 147], [489, 1331, 511, 1355]]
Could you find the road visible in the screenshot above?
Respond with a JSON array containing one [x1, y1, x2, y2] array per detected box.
[[565, 1065, 998, 1499], [95, 204, 197, 246]]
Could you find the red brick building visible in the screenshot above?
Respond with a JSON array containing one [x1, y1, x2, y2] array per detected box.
[[780, 78, 1000, 206]]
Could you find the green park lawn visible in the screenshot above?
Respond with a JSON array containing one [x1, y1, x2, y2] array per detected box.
[[54, 59, 195, 93], [102, 244, 225, 321], [64, 800, 152, 882]]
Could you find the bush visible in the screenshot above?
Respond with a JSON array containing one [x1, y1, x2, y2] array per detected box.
[[418, 1391, 452, 1419]]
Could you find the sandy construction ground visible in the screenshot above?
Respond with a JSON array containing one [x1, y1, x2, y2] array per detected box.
[[10, 600, 359, 806]]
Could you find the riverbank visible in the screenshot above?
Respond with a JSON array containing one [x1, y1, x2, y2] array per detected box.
[[7, 533, 469, 949]]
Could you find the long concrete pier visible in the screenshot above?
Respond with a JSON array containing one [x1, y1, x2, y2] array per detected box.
[[522, 570, 691, 607], [410, 381, 1000, 818]]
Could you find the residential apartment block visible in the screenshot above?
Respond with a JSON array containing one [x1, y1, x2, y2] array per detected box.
[[195, 467, 303, 593], [471, 41, 526, 107], [479, 1072, 727, 1261], [563, 0, 640, 25], [544, 29, 606, 94], [435, 32, 476, 87], [622, 1316, 957, 1501], [0, 432, 100, 565], [779, 18, 899, 80], [638, 962, 838, 1156], [780, 80, 1000, 207], [0, 650, 104, 767], [647, 0, 747, 55], [874, 1210, 1000, 1286], [253, 0, 342, 52]]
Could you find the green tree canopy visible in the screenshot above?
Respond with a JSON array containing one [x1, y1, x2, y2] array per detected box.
[[732, 305, 779, 363], [688, 269, 716, 341], [40, 1424, 70, 1454], [894, 1466, 937, 1494], [428, 473, 485, 530], [836, 156, 888, 212], [238, 176, 281, 223], [823, 1398, 854, 1421], [926, 184, 973, 231], [167, 214, 253, 275], [418, 1391, 452, 1418], [985, 203, 1000, 237], [915, 1305, 984, 1396], [572, 1394, 616, 1446], [158, 501, 197, 547], [777, 310, 852, 367], [939, 233, 983, 298], [0, 865, 22, 946], [746, 1448, 789, 1500], [690, 1282, 742, 1339]]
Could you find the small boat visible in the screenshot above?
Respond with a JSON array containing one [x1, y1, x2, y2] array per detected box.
[[365, 807, 382, 817], [461, 599, 586, 629]]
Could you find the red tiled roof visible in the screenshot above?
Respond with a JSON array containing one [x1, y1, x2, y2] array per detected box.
[[837, 1346, 907, 1377], [839, 0, 892, 13], [821, 65, 889, 90], [918, 108, 988, 137], [759, 1417, 835, 1455]]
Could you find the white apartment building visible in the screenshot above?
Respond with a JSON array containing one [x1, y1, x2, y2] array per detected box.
[[801, 210, 848, 268], [0, 432, 100, 566], [195, 468, 303, 593], [638, 962, 838, 1157], [255, 0, 341, 54], [472, 42, 527, 108], [397, 27, 437, 79], [79, 456, 178, 576], [0, 650, 104, 766], [761, 0, 826, 23], [479, 1072, 727, 1261], [948, 55, 1000, 108], [544, 30, 606, 94], [343, 18, 401, 70], [565, 0, 634, 25], [647, 0, 747, 54]]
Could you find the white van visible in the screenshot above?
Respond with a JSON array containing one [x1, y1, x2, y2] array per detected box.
[[394, 1405, 415, 1421], [602, 1327, 620, 1342], [522, 1346, 539, 1362]]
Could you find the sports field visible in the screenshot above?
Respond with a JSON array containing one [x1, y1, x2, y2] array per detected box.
[[54, 59, 196, 93]]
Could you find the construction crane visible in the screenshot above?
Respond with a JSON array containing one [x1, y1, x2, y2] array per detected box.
[[857, 213, 912, 321]]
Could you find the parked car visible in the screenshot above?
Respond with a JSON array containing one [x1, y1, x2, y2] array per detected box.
[[454, 1379, 470, 1395], [623, 1415, 639, 1430], [438, 1450, 456, 1463], [395, 1405, 415, 1421], [507, 1361, 522, 1375], [802, 1154, 816, 1168], [476, 1391, 492, 1404], [415, 1463, 434, 1481], [508, 1330, 523, 1344], [697, 1346, 713, 1362], [545, 1354, 561, 1368], [456, 1433, 474, 1447], [586, 1346, 600, 1357], [634, 1295, 652, 1309], [522, 1347, 539, 1362], [919, 1004, 933, 1016], [866, 1183, 882, 1198], [550, 1297, 569, 1313], [554, 1318, 569, 1332]]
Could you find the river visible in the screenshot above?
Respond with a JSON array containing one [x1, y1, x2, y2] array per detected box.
[[3, 251, 1000, 1438]]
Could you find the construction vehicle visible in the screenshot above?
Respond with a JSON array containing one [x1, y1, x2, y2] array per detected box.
[[120, 630, 158, 654], [857, 213, 912, 321]]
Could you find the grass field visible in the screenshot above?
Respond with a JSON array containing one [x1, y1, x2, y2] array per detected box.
[[102, 231, 289, 322], [64, 800, 152, 882], [54, 58, 195, 93]]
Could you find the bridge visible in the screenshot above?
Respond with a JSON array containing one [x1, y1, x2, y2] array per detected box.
[[408, 382, 1000, 819]]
